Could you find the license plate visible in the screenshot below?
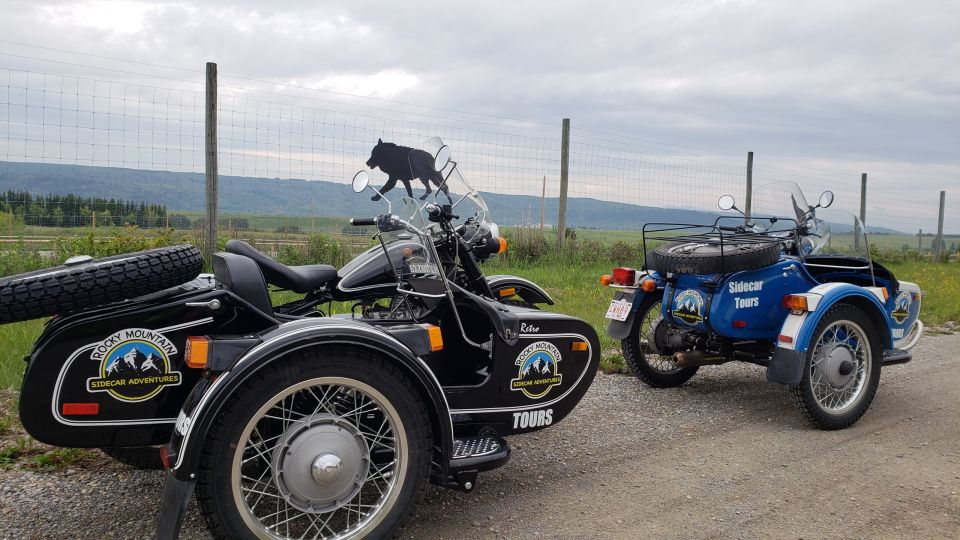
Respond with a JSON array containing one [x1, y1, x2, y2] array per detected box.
[[605, 298, 633, 321]]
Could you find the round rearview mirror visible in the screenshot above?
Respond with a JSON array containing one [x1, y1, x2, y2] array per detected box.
[[433, 145, 451, 171], [819, 190, 834, 208], [718, 194, 736, 211], [352, 170, 370, 193]]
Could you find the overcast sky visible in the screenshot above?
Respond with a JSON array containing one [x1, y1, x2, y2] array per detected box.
[[0, 0, 957, 232]]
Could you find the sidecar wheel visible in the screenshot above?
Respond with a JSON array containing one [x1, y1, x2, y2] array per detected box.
[[196, 348, 432, 540], [621, 292, 699, 387], [789, 304, 882, 430], [0, 244, 203, 324], [100, 446, 164, 470]]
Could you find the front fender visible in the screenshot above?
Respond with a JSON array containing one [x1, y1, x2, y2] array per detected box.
[[767, 283, 890, 385], [167, 318, 452, 480], [487, 274, 554, 305]]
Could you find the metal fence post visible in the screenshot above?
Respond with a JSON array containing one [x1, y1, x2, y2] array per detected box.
[[855, 172, 867, 251], [934, 190, 946, 260], [204, 62, 219, 265], [556, 118, 570, 252], [744, 151, 753, 222]]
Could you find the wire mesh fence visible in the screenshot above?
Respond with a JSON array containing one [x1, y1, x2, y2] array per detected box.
[[0, 60, 955, 260]]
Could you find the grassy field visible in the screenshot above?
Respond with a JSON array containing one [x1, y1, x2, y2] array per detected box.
[[1, 257, 956, 390]]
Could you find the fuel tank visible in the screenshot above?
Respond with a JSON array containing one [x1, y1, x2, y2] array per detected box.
[[335, 240, 424, 299]]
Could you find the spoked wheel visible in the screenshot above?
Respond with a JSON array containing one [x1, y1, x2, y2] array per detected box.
[[196, 349, 432, 539], [621, 292, 699, 388], [790, 304, 881, 430]]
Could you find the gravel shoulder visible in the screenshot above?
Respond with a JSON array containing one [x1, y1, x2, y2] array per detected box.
[[2, 333, 959, 539]]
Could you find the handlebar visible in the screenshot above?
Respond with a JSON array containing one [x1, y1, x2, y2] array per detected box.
[[350, 217, 376, 226], [718, 225, 739, 232]]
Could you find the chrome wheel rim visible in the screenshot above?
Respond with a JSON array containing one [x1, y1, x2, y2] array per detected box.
[[232, 377, 407, 539], [809, 321, 871, 414], [637, 301, 681, 373]]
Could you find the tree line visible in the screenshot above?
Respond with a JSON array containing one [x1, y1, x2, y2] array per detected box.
[[0, 190, 168, 228]]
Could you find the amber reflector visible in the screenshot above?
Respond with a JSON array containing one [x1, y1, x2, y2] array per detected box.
[[571, 341, 589, 351], [185, 336, 209, 369], [420, 324, 444, 352], [782, 295, 809, 312], [498, 287, 517, 298]]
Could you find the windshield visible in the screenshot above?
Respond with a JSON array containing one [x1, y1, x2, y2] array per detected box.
[[422, 137, 490, 243], [750, 181, 811, 230], [717, 181, 869, 259]]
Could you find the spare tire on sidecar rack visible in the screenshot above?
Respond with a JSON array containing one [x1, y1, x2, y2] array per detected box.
[[647, 238, 780, 274], [0, 244, 203, 324]]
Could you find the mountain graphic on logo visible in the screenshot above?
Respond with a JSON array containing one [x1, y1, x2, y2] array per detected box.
[[674, 301, 702, 323], [521, 355, 553, 380], [104, 347, 163, 378]]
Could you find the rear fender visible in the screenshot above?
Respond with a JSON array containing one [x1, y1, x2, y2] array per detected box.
[[605, 271, 660, 339], [486, 275, 554, 305], [767, 283, 889, 385], [167, 318, 452, 481]]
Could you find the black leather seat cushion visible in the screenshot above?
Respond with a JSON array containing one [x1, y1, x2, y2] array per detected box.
[[225, 239, 338, 294]]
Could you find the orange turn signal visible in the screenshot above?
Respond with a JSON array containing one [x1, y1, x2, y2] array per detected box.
[[420, 324, 444, 352], [185, 336, 209, 369], [498, 287, 517, 298], [497, 237, 508, 254], [600, 275, 613, 286], [880, 287, 889, 301], [782, 295, 809, 312], [641, 279, 657, 292], [570, 340, 588, 351]]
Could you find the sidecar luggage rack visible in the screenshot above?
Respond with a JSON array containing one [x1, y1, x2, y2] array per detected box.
[[641, 222, 784, 273]]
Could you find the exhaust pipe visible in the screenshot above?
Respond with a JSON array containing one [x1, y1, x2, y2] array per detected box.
[[672, 350, 729, 368]]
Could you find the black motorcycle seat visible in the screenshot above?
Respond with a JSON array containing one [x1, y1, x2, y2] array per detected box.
[[225, 239, 338, 293]]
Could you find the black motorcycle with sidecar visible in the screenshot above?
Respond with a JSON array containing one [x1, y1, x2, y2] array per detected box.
[[5, 138, 600, 539]]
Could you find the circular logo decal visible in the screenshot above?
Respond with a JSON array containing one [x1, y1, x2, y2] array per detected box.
[[510, 341, 563, 399], [86, 328, 182, 402], [673, 289, 705, 325]]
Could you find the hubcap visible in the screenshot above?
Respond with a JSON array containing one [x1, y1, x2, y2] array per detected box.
[[272, 414, 368, 513], [822, 346, 855, 388]]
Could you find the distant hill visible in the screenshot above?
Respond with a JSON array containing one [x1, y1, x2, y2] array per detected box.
[[0, 161, 902, 234]]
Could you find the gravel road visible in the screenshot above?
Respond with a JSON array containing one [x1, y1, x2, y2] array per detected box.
[[2, 333, 958, 539]]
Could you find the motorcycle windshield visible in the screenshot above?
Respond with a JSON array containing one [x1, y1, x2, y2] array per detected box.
[[750, 181, 811, 232], [804, 208, 870, 260], [424, 137, 491, 243], [380, 196, 444, 281]]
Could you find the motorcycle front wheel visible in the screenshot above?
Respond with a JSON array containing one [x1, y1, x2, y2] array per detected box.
[[195, 347, 433, 539]]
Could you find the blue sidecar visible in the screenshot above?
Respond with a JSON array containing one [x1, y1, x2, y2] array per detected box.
[[602, 182, 922, 429]]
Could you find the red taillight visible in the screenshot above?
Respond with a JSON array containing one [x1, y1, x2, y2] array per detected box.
[[612, 267, 636, 286], [159, 445, 171, 469], [733, 320, 747, 328], [62, 403, 99, 416]]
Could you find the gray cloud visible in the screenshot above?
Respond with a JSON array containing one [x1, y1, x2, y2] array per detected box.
[[0, 0, 957, 231]]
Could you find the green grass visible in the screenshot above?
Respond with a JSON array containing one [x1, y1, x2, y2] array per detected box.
[[0, 255, 956, 390]]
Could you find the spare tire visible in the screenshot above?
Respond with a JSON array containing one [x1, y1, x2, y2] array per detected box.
[[648, 239, 780, 274], [0, 244, 203, 324]]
